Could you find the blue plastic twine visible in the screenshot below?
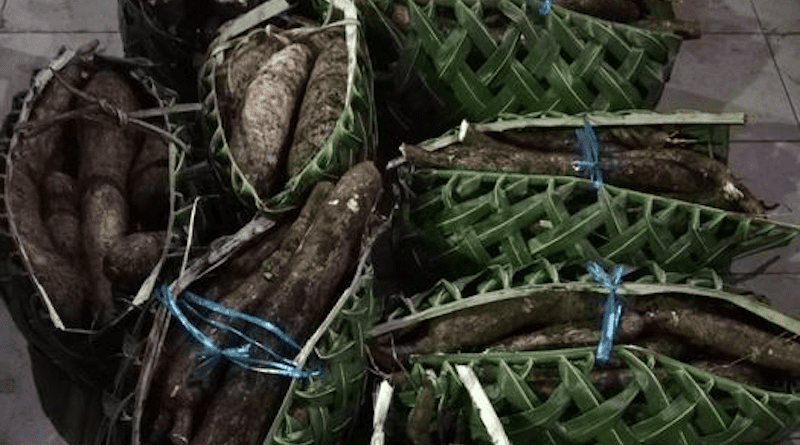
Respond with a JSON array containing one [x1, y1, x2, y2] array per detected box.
[[538, 0, 553, 15], [574, 120, 604, 189], [156, 284, 321, 379], [586, 261, 626, 366]]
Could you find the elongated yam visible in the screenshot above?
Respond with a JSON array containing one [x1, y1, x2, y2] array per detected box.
[[190, 162, 382, 445], [287, 37, 348, 176], [130, 133, 170, 229], [9, 170, 89, 326], [404, 128, 766, 213], [230, 44, 314, 197], [217, 35, 285, 131], [154, 181, 336, 445], [103, 231, 166, 284], [76, 70, 142, 191], [15, 61, 91, 182], [42, 171, 81, 255], [82, 181, 128, 323]]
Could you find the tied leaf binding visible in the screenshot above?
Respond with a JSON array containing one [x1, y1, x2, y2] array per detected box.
[[586, 260, 626, 366], [156, 284, 322, 379]]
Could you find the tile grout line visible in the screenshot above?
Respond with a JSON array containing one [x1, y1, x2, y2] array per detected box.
[[750, 0, 800, 129], [0, 30, 120, 34]]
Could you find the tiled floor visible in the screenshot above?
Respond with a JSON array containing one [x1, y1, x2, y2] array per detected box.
[[1, 0, 799, 443]]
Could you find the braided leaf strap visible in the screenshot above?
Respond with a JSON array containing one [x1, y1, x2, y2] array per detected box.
[[400, 169, 799, 278], [394, 348, 800, 445], [398, 0, 682, 121]]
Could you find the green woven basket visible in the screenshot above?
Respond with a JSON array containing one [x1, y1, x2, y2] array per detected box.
[[396, 168, 799, 285], [366, 255, 800, 445], [364, 0, 682, 127], [384, 346, 800, 445], [0, 43, 189, 445], [200, 0, 376, 211], [259, 221, 389, 445]]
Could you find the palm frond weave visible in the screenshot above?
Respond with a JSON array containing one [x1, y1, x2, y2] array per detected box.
[[398, 169, 800, 281], [389, 347, 800, 445], [200, 1, 376, 210], [368, 0, 682, 124]]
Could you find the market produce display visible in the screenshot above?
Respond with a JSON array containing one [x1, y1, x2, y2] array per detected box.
[[5, 43, 177, 329], [1, 0, 800, 444]]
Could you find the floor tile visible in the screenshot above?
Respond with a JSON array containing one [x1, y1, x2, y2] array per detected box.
[[769, 35, 800, 126], [0, 300, 68, 445], [730, 274, 800, 317], [0, 0, 118, 32], [0, 32, 123, 122], [751, 0, 800, 34], [657, 34, 800, 141], [672, 0, 761, 34], [728, 141, 800, 224]]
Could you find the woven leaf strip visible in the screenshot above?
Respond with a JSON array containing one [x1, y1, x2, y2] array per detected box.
[[389, 347, 800, 445], [400, 170, 799, 279], [393, 0, 681, 121]]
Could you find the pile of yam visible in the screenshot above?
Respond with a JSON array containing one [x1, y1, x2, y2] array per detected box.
[[8, 59, 170, 328], [215, 23, 349, 200]]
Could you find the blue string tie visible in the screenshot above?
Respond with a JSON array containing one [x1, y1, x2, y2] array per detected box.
[[538, 0, 553, 15], [156, 284, 322, 379], [574, 120, 604, 189], [586, 261, 626, 366]]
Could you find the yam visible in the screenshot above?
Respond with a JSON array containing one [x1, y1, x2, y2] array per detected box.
[[76, 70, 141, 323], [81, 182, 129, 323], [14, 58, 92, 183], [217, 34, 285, 132], [9, 170, 89, 326], [287, 37, 348, 176], [152, 180, 336, 445], [103, 231, 166, 284], [403, 128, 766, 213], [190, 161, 382, 445], [43, 171, 81, 255], [76, 70, 142, 191], [229, 43, 314, 197], [129, 133, 170, 230]]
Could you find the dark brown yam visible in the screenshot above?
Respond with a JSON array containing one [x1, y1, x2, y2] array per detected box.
[[230, 44, 314, 198], [403, 129, 765, 213], [43, 171, 81, 255], [494, 312, 645, 351], [153, 181, 335, 445], [9, 170, 89, 326], [103, 231, 166, 284], [129, 133, 170, 230], [190, 161, 382, 445], [81, 181, 128, 323], [14, 59, 91, 183], [645, 297, 800, 375], [76, 70, 142, 191], [379, 291, 601, 364], [287, 37, 348, 177], [217, 34, 285, 133], [488, 127, 674, 153]]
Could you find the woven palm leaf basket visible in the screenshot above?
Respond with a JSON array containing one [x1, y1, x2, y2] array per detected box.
[[366, 260, 800, 445], [360, 0, 683, 148], [358, 114, 800, 444], [200, 0, 376, 211], [0, 41, 189, 445]]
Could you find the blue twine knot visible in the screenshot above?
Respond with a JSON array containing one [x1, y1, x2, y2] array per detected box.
[[156, 284, 322, 379], [586, 261, 626, 366], [538, 0, 553, 15], [574, 120, 604, 189]]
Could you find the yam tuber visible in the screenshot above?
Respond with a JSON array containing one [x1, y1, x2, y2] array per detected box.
[[103, 231, 166, 284], [287, 36, 348, 176], [229, 43, 314, 198], [42, 171, 81, 255], [129, 133, 170, 230], [190, 162, 382, 445]]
